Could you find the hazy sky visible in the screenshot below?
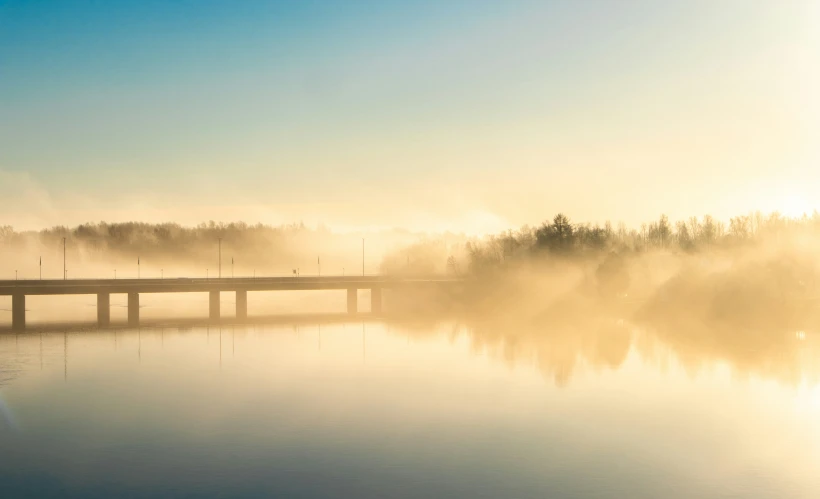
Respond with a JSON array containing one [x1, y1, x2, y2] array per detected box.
[[1, 0, 818, 233]]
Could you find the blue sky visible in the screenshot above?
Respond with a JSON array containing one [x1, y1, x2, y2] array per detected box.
[[1, 0, 817, 231]]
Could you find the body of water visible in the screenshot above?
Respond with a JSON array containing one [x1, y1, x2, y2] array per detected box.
[[1, 320, 819, 498]]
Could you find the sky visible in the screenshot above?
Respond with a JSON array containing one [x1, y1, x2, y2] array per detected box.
[[0, 0, 818, 233]]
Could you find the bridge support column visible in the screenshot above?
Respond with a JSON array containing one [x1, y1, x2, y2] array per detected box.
[[128, 292, 139, 327], [97, 292, 110, 327], [236, 290, 247, 321], [370, 287, 382, 314], [347, 288, 358, 314], [12, 293, 25, 331], [210, 291, 220, 321]]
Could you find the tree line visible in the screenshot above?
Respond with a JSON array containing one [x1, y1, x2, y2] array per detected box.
[[378, 210, 820, 276], [2, 210, 819, 276], [0, 221, 400, 276]]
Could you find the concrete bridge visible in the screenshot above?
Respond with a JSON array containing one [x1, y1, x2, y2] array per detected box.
[[0, 276, 462, 331]]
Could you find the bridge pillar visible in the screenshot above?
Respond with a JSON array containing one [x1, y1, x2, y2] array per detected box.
[[236, 290, 247, 321], [370, 287, 382, 314], [128, 292, 139, 327], [97, 292, 110, 327], [347, 288, 358, 314], [12, 293, 25, 331], [209, 291, 220, 321]]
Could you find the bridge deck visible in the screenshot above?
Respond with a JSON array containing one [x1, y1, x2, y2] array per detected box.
[[0, 276, 462, 296]]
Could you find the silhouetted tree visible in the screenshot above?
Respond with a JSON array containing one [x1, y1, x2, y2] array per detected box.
[[536, 213, 574, 253]]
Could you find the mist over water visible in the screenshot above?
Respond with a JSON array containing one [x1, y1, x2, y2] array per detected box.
[[1, 319, 819, 499]]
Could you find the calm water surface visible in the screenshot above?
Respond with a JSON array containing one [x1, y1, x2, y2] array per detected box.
[[1, 321, 819, 498]]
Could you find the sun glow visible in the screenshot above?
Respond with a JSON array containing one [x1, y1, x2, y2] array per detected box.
[[776, 193, 813, 219]]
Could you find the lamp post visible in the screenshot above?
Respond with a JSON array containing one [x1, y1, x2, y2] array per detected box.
[[218, 238, 222, 279], [362, 238, 365, 276], [63, 237, 66, 280]]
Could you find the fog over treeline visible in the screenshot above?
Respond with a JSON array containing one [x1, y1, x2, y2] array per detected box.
[[383, 210, 820, 390], [3, 210, 820, 282], [382, 210, 820, 275], [419, 210, 820, 322], [0, 220, 453, 279]]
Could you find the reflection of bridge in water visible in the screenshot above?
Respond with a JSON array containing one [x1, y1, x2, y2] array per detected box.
[[0, 276, 463, 331]]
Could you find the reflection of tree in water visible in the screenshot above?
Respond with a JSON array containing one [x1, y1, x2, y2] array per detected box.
[[390, 295, 634, 387], [633, 322, 820, 388], [391, 284, 820, 389], [465, 312, 633, 387], [458, 251, 820, 387], [435, 310, 820, 388], [632, 255, 820, 386]]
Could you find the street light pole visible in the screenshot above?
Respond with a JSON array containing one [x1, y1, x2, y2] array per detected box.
[[63, 237, 66, 280], [362, 238, 365, 276], [218, 238, 222, 279]]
